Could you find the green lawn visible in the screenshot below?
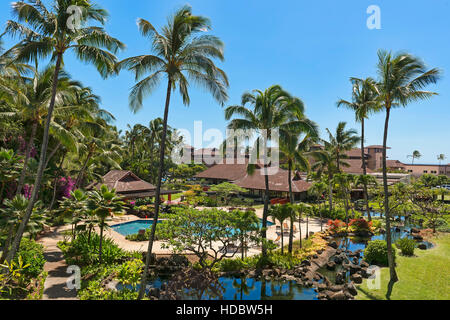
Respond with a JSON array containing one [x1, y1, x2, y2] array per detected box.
[[356, 233, 450, 300], [162, 192, 184, 201]]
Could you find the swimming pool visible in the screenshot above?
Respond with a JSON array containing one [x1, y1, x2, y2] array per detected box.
[[112, 218, 275, 237]]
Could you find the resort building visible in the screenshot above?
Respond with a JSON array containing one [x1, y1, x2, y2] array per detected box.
[[88, 170, 180, 200]]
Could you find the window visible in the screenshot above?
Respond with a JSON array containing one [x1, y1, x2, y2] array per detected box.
[[408, 170, 413, 173], [423, 170, 428, 173], [431, 171, 437, 174]]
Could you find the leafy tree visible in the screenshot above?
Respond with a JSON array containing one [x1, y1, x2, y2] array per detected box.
[[4, 0, 124, 264], [209, 182, 247, 205], [375, 49, 440, 283], [353, 174, 378, 221], [230, 210, 261, 259], [407, 150, 422, 165], [268, 204, 295, 254], [58, 189, 88, 240], [0, 149, 22, 204]]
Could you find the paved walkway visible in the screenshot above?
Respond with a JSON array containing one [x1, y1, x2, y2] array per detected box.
[[38, 226, 78, 300]]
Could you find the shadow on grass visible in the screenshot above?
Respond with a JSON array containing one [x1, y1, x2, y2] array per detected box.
[[356, 287, 381, 300]]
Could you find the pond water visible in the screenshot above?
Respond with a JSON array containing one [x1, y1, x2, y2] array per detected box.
[[112, 219, 275, 237], [117, 277, 318, 300]]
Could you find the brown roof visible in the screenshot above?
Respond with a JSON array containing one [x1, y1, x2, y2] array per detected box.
[[234, 168, 311, 193], [342, 159, 374, 174], [91, 170, 156, 194], [345, 148, 369, 158], [194, 163, 250, 181], [366, 145, 391, 149], [386, 160, 405, 168]]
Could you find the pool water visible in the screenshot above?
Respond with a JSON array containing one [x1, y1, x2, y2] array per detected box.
[[117, 277, 318, 300], [112, 219, 275, 237]]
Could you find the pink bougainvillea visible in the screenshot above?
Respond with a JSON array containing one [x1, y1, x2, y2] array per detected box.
[[23, 184, 33, 200], [57, 177, 76, 199]]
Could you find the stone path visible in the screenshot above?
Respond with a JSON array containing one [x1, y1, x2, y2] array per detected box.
[[38, 227, 78, 300]]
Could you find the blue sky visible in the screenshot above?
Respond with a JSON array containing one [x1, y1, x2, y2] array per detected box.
[[1, 0, 449, 164]]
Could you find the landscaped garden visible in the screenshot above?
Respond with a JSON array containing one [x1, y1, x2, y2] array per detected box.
[[0, 0, 448, 302]]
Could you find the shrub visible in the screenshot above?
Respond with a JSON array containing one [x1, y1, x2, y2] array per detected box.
[[364, 240, 396, 266], [117, 259, 144, 287], [396, 238, 416, 256], [371, 219, 382, 230], [349, 218, 372, 231], [327, 219, 347, 232], [16, 239, 45, 278]]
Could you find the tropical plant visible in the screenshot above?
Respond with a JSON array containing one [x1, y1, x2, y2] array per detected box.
[[115, 6, 228, 299], [87, 185, 125, 264], [375, 49, 440, 283], [407, 150, 422, 164], [4, 0, 124, 264], [337, 77, 380, 219], [268, 204, 295, 254]]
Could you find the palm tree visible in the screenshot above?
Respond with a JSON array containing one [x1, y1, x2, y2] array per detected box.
[[308, 180, 328, 231], [87, 185, 124, 264], [293, 203, 309, 249], [337, 77, 380, 219], [268, 204, 294, 254], [4, 0, 124, 264], [375, 49, 440, 284], [353, 174, 378, 221], [407, 150, 422, 164], [325, 122, 361, 172], [437, 154, 446, 166], [332, 173, 354, 228], [116, 5, 228, 299], [310, 148, 338, 212], [225, 85, 304, 257]]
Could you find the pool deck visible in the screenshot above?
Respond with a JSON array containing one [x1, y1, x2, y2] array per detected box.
[[105, 207, 327, 255]]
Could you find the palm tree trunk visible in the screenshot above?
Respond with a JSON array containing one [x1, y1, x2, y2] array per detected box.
[[361, 119, 371, 221], [138, 79, 172, 300], [280, 222, 284, 254], [382, 106, 398, 283], [76, 150, 93, 188], [262, 166, 270, 257], [5, 53, 63, 265], [16, 121, 38, 195], [0, 225, 15, 264], [298, 209, 302, 249], [99, 223, 104, 264], [44, 142, 62, 170], [0, 182, 5, 204], [288, 161, 294, 254], [328, 173, 333, 211], [306, 213, 309, 239], [49, 152, 66, 211]]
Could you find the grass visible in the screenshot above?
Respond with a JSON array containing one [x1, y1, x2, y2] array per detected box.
[[162, 192, 184, 201], [356, 233, 450, 300]]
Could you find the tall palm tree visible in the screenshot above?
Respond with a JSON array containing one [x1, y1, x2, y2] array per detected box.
[[268, 204, 294, 254], [325, 122, 361, 172], [116, 6, 228, 299], [308, 180, 328, 231], [225, 85, 305, 257], [337, 77, 380, 219], [375, 49, 440, 284], [437, 154, 446, 166], [353, 174, 378, 221], [407, 150, 421, 164], [4, 0, 124, 264]]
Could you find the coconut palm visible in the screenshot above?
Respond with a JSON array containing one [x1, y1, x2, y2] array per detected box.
[[407, 150, 422, 164], [375, 49, 440, 284], [437, 154, 446, 166], [293, 203, 310, 249], [268, 204, 294, 254], [4, 0, 124, 264], [325, 122, 361, 172], [116, 5, 228, 299], [87, 185, 125, 264], [308, 180, 328, 231], [337, 77, 380, 219], [353, 174, 378, 221], [225, 86, 308, 257]]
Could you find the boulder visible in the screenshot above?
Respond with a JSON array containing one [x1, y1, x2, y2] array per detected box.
[[350, 273, 363, 284], [413, 234, 424, 241], [329, 241, 338, 249], [335, 272, 346, 285], [301, 260, 311, 267], [326, 261, 336, 271], [411, 227, 420, 234], [148, 287, 160, 299], [349, 263, 361, 275], [418, 243, 427, 250], [360, 260, 369, 268], [330, 291, 347, 300], [346, 282, 358, 296], [329, 285, 345, 292]]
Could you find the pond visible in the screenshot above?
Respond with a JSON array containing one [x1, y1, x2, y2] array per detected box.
[[117, 277, 318, 300]]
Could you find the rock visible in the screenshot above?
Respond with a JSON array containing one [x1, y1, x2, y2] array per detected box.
[[281, 275, 297, 282], [148, 287, 160, 298], [413, 234, 423, 241], [330, 291, 347, 300], [346, 282, 358, 296], [360, 267, 369, 278], [316, 283, 328, 292], [394, 227, 401, 233], [316, 249, 323, 255], [335, 272, 345, 285], [326, 261, 336, 271], [411, 227, 420, 234], [329, 285, 344, 292], [329, 241, 338, 249], [349, 263, 361, 275], [313, 273, 322, 281], [418, 243, 427, 250], [360, 260, 369, 268], [350, 273, 363, 284], [301, 260, 311, 267], [312, 254, 319, 259]]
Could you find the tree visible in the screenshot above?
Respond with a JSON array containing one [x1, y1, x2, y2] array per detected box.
[[407, 150, 422, 164], [231, 210, 261, 260], [325, 122, 361, 172], [353, 174, 378, 221], [293, 203, 310, 249], [4, 0, 124, 264], [58, 189, 88, 241], [338, 77, 380, 219], [268, 204, 295, 254], [308, 180, 328, 231], [332, 173, 354, 229], [375, 49, 440, 284], [0, 149, 22, 204], [310, 148, 338, 212], [225, 85, 306, 257], [209, 182, 247, 206], [437, 154, 446, 166], [87, 185, 125, 264], [116, 5, 229, 299], [156, 208, 247, 269]]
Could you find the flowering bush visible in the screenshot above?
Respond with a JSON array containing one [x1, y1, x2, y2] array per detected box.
[[348, 218, 372, 231], [327, 219, 347, 232], [57, 177, 76, 199]]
